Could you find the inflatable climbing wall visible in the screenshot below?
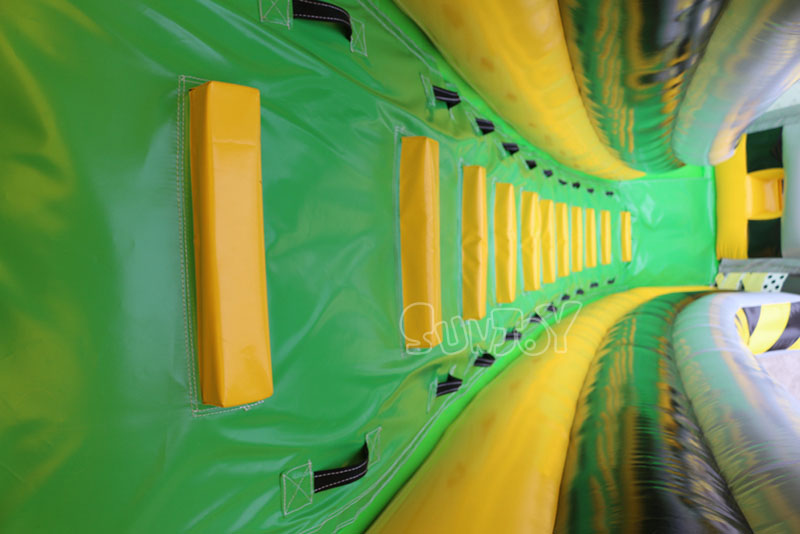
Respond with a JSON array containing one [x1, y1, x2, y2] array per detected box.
[[3, 0, 800, 532]]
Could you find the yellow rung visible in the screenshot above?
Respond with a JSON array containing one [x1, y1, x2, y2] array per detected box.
[[461, 166, 488, 320], [571, 206, 583, 272], [541, 199, 556, 284], [495, 183, 517, 303], [620, 211, 632, 262], [585, 208, 597, 268], [600, 210, 612, 265], [556, 202, 570, 278], [521, 191, 541, 291]]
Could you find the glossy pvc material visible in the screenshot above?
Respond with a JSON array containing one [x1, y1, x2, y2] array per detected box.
[[673, 292, 800, 532], [461, 166, 488, 320], [494, 183, 517, 303], [747, 168, 784, 220], [521, 192, 541, 291], [601, 209, 613, 265], [620, 210, 632, 262], [715, 135, 749, 259], [560, 0, 725, 173], [674, 0, 800, 166], [782, 124, 800, 258], [371, 287, 710, 534], [556, 202, 570, 278], [0, 1, 719, 532], [399, 136, 442, 348], [741, 301, 800, 354], [585, 208, 598, 268], [393, 0, 642, 179], [556, 292, 749, 533], [540, 199, 558, 284], [189, 81, 273, 407]]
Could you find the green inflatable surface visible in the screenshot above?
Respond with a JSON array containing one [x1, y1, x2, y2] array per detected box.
[[0, 1, 715, 532]]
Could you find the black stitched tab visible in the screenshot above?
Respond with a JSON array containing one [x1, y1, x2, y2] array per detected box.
[[561, 294, 570, 301], [433, 86, 461, 108], [558, 179, 567, 186], [526, 159, 538, 170], [547, 304, 557, 312], [572, 182, 580, 189], [293, 0, 353, 40], [436, 374, 463, 396], [475, 118, 495, 134], [590, 282, 599, 288], [576, 289, 585, 295], [502, 142, 519, 155], [529, 313, 543, 323], [313, 443, 368, 492], [474, 353, 496, 367], [505, 329, 522, 341], [543, 169, 553, 177], [605, 191, 614, 196], [587, 187, 595, 193]]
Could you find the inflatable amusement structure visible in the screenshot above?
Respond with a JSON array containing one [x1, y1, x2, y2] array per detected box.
[[4, 0, 800, 532]]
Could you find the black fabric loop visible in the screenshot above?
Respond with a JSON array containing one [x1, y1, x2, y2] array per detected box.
[[293, 0, 353, 41], [590, 282, 599, 288], [432, 86, 461, 108], [587, 187, 595, 193], [561, 294, 570, 301], [436, 374, 463, 396], [558, 179, 567, 185], [543, 169, 553, 177], [605, 191, 614, 196], [547, 304, 557, 312], [572, 181, 581, 189], [576, 289, 585, 295], [505, 329, 522, 341], [529, 313, 543, 323], [526, 159, 538, 170], [474, 353, 496, 368], [475, 118, 495, 134], [502, 142, 520, 155], [607, 278, 616, 285], [313, 443, 368, 493]]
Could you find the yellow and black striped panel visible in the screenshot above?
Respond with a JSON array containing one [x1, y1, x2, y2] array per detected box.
[[739, 302, 800, 354]]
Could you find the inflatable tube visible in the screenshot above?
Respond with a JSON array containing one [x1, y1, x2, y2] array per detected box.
[[370, 287, 708, 534], [783, 124, 800, 258], [555, 292, 749, 532], [673, 0, 800, 166], [393, 0, 643, 180], [559, 0, 724, 173], [672, 292, 800, 532]]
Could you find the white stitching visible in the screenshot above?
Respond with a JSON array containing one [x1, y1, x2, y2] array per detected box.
[[296, 0, 349, 17], [313, 461, 367, 478], [314, 470, 367, 492], [295, 12, 348, 24]]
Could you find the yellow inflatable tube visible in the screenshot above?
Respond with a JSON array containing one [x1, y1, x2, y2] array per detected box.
[[370, 286, 707, 533], [394, 0, 642, 180]]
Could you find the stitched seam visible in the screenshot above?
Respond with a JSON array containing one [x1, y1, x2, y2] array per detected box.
[[314, 462, 367, 478], [296, 0, 349, 17], [295, 13, 348, 24], [315, 470, 367, 492]]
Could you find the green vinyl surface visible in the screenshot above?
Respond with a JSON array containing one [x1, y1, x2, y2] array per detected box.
[[0, 1, 716, 532]]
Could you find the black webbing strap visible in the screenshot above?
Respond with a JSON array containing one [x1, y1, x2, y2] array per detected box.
[[433, 86, 461, 108], [313, 443, 368, 493], [526, 159, 537, 170], [436, 374, 463, 396], [543, 169, 553, 177], [474, 353, 495, 368], [293, 0, 353, 41], [475, 118, 495, 134], [503, 142, 520, 155], [505, 329, 521, 341]]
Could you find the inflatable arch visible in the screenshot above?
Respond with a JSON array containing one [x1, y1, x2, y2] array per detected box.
[[3, 0, 800, 532]]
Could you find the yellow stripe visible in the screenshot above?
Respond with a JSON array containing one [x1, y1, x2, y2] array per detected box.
[[495, 183, 517, 303], [556, 202, 570, 278], [189, 81, 273, 407], [521, 191, 541, 291], [749, 302, 791, 354], [620, 211, 632, 262], [585, 208, 597, 268], [461, 166, 488, 320], [399, 136, 442, 348], [571, 206, 583, 272], [600, 210, 612, 265], [734, 308, 750, 347], [369, 286, 711, 534], [541, 199, 557, 284], [714, 134, 748, 259]]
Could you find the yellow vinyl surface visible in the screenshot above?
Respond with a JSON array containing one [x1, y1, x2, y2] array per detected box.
[[620, 211, 632, 262], [189, 81, 273, 407], [541, 199, 557, 284], [715, 135, 748, 259], [494, 183, 517, 303], [521, 192, 541, 291], [369, 287, 709, 534], [571, 206, 583, 272], [749, 302, 791, 355], [747, 168, 784, 220], [393, 0, 642, 180], [600, 209, 612, 265], [585, 207, 597, 268], [461, 166, 488, 320], [399, 136, 442, 348], [556, 202, 570, 278]]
